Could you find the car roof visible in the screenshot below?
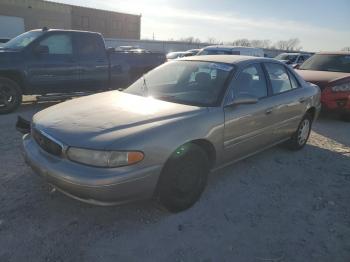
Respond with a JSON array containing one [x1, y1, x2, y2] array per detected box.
[[202, 45, 262, 50], [181, 55, 274, 65], [316, 51, 350, 55]]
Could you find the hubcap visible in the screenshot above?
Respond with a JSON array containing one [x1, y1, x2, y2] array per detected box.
[[0, 85, 15, 108], [298, 119, 310, 145]]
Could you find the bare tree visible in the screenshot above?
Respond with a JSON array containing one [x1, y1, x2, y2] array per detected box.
[[232, 38, 251, 47], [207, 37, 218, 45], [342, 47, 350, 51], [179, 37, 201, 44], [273, 38, 302, 51], [250, 39, 272, 48]]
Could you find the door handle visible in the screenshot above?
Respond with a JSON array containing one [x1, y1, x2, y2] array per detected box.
[[265, 108, 274, 115]]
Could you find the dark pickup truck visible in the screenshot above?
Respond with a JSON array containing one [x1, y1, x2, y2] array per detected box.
[[0, 28, 166, 114]]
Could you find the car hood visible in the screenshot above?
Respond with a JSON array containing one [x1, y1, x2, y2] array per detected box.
[[0, 49, 21, 62], [296, 69, 350, 89], [33, 91, 204, 149]]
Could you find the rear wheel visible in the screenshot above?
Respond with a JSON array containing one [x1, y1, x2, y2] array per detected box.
[[0, 77, 22, 114], [156, 144, 209, 213], [286, 113, 313, 150]]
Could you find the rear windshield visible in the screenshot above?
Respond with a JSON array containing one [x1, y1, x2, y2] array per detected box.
[[299, 54, 350, 73]]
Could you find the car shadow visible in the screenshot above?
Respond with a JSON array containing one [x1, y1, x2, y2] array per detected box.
[[313, 113, 350, 147]]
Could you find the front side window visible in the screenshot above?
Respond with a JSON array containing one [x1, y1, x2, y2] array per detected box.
[[124, 61, 234, 106], [235, 64, 267, 99], [39, 34, 73, 55], [265, 63, 293, 94]]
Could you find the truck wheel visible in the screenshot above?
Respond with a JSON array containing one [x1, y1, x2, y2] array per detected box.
[[0, 77, 22, 114], [286, 113, 313, 150], [156, 144, 209, 213]]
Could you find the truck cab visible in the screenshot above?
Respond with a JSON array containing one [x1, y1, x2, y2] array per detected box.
[[0, 29, 165, 114]]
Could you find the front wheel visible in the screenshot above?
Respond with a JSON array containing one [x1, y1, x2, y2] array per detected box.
[[156, 144, 209, 213], [0, 77, 22, 114], [286, 113, 313, 150]]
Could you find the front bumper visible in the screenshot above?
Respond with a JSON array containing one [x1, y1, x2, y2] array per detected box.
[[22, 134, 162, 206]]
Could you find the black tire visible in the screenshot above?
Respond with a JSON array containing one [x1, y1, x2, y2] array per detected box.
[[0, 77, 22, 114], [156, 144, 209, 213], [286, 113, 313, 150]]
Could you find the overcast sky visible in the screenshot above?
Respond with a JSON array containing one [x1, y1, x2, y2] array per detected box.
[[50, 0, 350, 51]]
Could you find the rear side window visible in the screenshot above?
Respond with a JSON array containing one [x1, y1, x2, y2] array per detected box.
[[235, 64, 267, 99], [77, 34, 106, 58], [264, 63, 294, 94], [288, 70, 300, 89]]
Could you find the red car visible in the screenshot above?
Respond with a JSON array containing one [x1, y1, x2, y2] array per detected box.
[[296, 52, 350, 121]]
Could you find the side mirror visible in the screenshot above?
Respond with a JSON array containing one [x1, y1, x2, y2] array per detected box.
[[225, 94, 258, 107], [33, 45, 49, 55]]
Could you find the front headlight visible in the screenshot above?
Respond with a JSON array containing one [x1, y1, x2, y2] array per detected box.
[[67, 147, 144, 168], [331, 83, 350, 92]]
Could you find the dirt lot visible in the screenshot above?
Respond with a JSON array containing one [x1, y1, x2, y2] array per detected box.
[[0, 100, 349, 262]]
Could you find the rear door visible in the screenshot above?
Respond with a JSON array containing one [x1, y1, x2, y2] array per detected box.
[[26, 32, 80, 94], [75, 33, 109, 91], [223, 63, 279, 162], [262, 62, 307, 140]]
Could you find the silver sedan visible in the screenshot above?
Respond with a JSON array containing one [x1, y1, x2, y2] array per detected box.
[[22, 55, 321, 212]]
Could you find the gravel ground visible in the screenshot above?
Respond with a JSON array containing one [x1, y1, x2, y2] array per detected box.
[[0, 100, 349, 262]]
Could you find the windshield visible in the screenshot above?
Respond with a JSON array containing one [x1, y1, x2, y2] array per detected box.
[[166, 53, 183, 59], [124, 61, 234, 106], [2, 31, 43, 50], [275, 54, 298, 62], [299, 54, 350, 73], [197, 49, 233, 56]]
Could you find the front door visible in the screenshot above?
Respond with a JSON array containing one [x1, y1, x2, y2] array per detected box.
[[26, 32, 79, 94], [223, 63, 279, 164]]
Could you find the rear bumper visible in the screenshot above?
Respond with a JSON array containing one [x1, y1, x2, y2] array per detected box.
[[22, 134, 162, 205], [321, 90, 350, 115]]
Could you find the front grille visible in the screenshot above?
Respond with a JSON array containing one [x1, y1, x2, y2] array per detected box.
[[32, 128, 63, 157]]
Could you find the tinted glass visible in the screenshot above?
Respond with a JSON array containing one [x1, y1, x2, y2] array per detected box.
[[235, 64, 267, 99], [77, 34, 105, 58], [198, 49, 234, 55], [265, 63, 293, 94], [124, 61, 234, 106], [299, 54, 350, 73], [40, 34, 72, 55]]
